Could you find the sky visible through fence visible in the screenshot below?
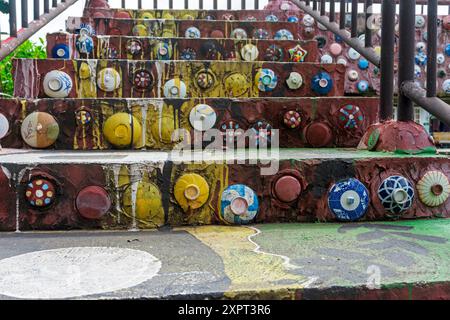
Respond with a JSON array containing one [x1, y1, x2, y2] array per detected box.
[[0, 0, 449, 43]]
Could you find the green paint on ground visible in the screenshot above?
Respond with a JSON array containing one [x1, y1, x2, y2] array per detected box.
[[254, 220, 450, 288]]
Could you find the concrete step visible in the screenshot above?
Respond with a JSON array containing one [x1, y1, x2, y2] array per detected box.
[[0, 149, 448, 231], [0, 97, 379, 150], [0, 220, 449, 299], [12, 59, 346, 99], [66, 16, 302, 39], [47, 33, 320, 63]]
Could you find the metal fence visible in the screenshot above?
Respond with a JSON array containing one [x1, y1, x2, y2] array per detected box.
[[292, 0, 450, 128], [0, 0, 80, 61]]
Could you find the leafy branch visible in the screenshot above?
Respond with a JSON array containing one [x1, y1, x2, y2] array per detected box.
[[0, 39, 47, 96]]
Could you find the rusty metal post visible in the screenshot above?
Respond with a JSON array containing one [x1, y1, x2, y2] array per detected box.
[[397, 0, 416, 121], [21, 0, 28, 28], [330, 0, 335, 22], [34, 0, 40, 20], [9, 0, 17, 37], [351, 0, 358, 37], [340, 0, 346, 29], [365, 0, 373, 47], [427, 0, 438, 97], [379, 0, 396, 121]]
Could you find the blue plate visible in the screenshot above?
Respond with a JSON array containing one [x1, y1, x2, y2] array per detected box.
[[328, 178, 369, 221], [221, 184, 259, 225], [378, 175, 415, 215]]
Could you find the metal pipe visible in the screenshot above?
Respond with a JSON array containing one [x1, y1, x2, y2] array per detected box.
[[21, 0, 28, 28], [397, 0, 416, 122], [320, 0, 325, 15], [330, 0, 335, 22], [379, 0, 396, 121], [340, 0, 346, 29], [292, 1, 380, 66], [34, 0, 40, 20], [0, 0, 79, 61], [401, 81, 450, 127], [44, 0, 50, 13], [365, 0, 373, 47], [9, 0, 17, 37], [351, 0, 358, 37], [427, 0, 438, 97]]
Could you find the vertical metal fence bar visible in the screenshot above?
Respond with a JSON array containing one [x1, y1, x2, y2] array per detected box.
[[44, 0, 50, 14], [305, 0, 310, 6], [313, 0, 317, 11], [138, 0, 142, 9], [227, 0, 231, 9], [121, 0, 125, 8], [9, 0, 17, 37], [153, 0, 157, 9], [169, 0, 173, 9], [185, 0, 189, 9], [320, 0, 325, 15], [397, 0, 416, 122], [52, 0, 57, 8], [214, 0, 218, 9], [241, 0, 246, 10], [351, 0, 358, 37], [200, 0, 204, 9], [365, 0, 373, 47], [254, 0, 259, 10], [330, 0, 335, 22], [379, 0, 396, 121], [340, 0, 346, 29], [34, 0, 40, 20], [21, 0, 28, 28], [427, 0, 438, 97]]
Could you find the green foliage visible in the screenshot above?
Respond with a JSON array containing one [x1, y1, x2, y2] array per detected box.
[[0, 0, 8, 14], [0, 38, 47, 96]]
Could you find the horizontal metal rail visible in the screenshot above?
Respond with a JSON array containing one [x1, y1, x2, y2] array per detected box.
[[291, 0, 380, 66], [0, 0, 79, 61]]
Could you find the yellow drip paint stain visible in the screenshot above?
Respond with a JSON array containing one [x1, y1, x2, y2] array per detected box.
[[114, 165, 165, 228], [185, 226, 310, 298]]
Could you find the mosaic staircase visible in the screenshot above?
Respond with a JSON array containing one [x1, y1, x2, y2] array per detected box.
[[0, 1, 449, 232]]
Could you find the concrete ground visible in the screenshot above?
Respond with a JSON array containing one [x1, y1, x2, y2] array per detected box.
[[0, 219, 449, 300]]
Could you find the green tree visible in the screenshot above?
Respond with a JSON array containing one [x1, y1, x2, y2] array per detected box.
[[0, 0, 9, 14], [0, 39, 47, 96]]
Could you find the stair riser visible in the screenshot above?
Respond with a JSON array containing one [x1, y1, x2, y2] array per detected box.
[[0, 97, 379, 150], [47, 33, 319, 62], [67, 17, 301, 39], [0, 156, 448, 231], [82, 8, 304, 21], [12, 60, 345, 99]]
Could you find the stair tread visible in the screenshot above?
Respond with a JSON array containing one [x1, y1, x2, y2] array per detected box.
[[0, 148, 444, 165], [1, 220, 449, 299]]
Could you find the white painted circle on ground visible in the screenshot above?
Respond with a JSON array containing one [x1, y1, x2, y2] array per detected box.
[[0, 247, 161, 299]]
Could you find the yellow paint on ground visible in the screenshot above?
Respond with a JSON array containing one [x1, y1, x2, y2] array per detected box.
[[185, 225, 311, 299]]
